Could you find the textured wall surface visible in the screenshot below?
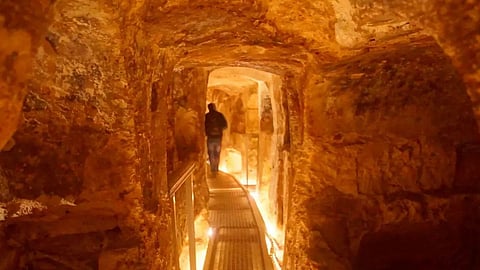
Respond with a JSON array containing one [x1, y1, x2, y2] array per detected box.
[[0, 0, 179, 268], [0, 0, 54, 149], [285, 41, 480, 269], [0, 0, 479, 269]]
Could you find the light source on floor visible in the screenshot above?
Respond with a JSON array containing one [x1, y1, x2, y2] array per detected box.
[[249, 191, 259, 201], [265, 233, 283, 270], [179, 210, 210, 270], [219, 164, 228, 173], [207, 227, 214, 237], [249, 192, 284, 269]]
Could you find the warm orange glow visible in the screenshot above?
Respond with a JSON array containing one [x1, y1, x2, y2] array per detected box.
[[249, 191, 259, 200], [249, 191, 284, 269], [225, 148, 242, 173], [179, 210, 210, 270], [219, 164, 228, 173]]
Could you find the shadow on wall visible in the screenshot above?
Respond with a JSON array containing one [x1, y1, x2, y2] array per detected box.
[[355, 222, 479, 270]]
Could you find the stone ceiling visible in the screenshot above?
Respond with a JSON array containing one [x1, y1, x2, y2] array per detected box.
[[141, 0, 478, 125], [208, 67, 278, 95]]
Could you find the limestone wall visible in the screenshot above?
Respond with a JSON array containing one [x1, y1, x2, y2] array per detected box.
[[0, 1, 479, 269], [0, 0, 179, 268], [0, 0, 54, 149], [285, 40, 480, 269]]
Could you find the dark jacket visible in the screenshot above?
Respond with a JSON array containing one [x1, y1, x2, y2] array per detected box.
[[205, 110, 227, 138]]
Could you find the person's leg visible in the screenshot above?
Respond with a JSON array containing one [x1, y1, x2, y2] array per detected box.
[[212, 140, 221, 172], [207, 138, 216, 172]]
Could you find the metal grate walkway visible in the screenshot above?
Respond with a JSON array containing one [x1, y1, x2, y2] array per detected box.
[[203, 172, 272, 270]]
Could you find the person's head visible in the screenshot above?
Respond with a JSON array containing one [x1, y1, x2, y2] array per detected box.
[[207, 103, 216, 112]]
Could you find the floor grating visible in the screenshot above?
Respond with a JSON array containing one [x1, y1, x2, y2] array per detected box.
[[205, 172, 269, 270]]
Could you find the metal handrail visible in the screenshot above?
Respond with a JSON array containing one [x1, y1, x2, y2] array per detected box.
[[232, 176, 274, 270], [169, 162, 196, 198], [168, 162, 197, 270]]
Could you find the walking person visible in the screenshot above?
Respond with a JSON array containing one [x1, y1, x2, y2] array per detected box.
[[205, 103, 227, 175]]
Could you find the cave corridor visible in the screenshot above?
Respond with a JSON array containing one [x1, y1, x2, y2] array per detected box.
[[1, 0, 480, 269]]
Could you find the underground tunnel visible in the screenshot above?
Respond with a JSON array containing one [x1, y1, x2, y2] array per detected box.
[[1, 0, 480, 269]]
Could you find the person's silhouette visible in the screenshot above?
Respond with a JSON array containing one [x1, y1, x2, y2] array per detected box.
[[204, 103, 227, 175]]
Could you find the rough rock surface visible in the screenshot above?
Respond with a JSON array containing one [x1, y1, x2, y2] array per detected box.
[[0, 0, 179, 268], [285, 40, 480, 269], [0, 0, 54, 149], [0, 0, 479, 269]]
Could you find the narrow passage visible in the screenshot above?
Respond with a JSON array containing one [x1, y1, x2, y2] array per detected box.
[[203, 172, 272, 270]]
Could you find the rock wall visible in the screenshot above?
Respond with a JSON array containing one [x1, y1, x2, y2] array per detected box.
[[329, 0, 480, 130], [1, 0, 479, 269], [381, 0, 480, 125], [0, 0, 54, 149], [171, 67, 209, 213], [285, 40, 480, 269], [0, 0, 179, 268], [126, 32, 178, 270], [2, 0, 132, 199]]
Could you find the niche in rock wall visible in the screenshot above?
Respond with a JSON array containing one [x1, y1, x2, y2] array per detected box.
[[260, 95, 273, 134], [231, 97, 246, 134], [174, 96, 199, 161]]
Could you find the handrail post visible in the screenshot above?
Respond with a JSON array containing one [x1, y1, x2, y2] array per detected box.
[[172, 195, 180, 270], [186, 173, 196, 270], [169, 162, 197, 270]]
